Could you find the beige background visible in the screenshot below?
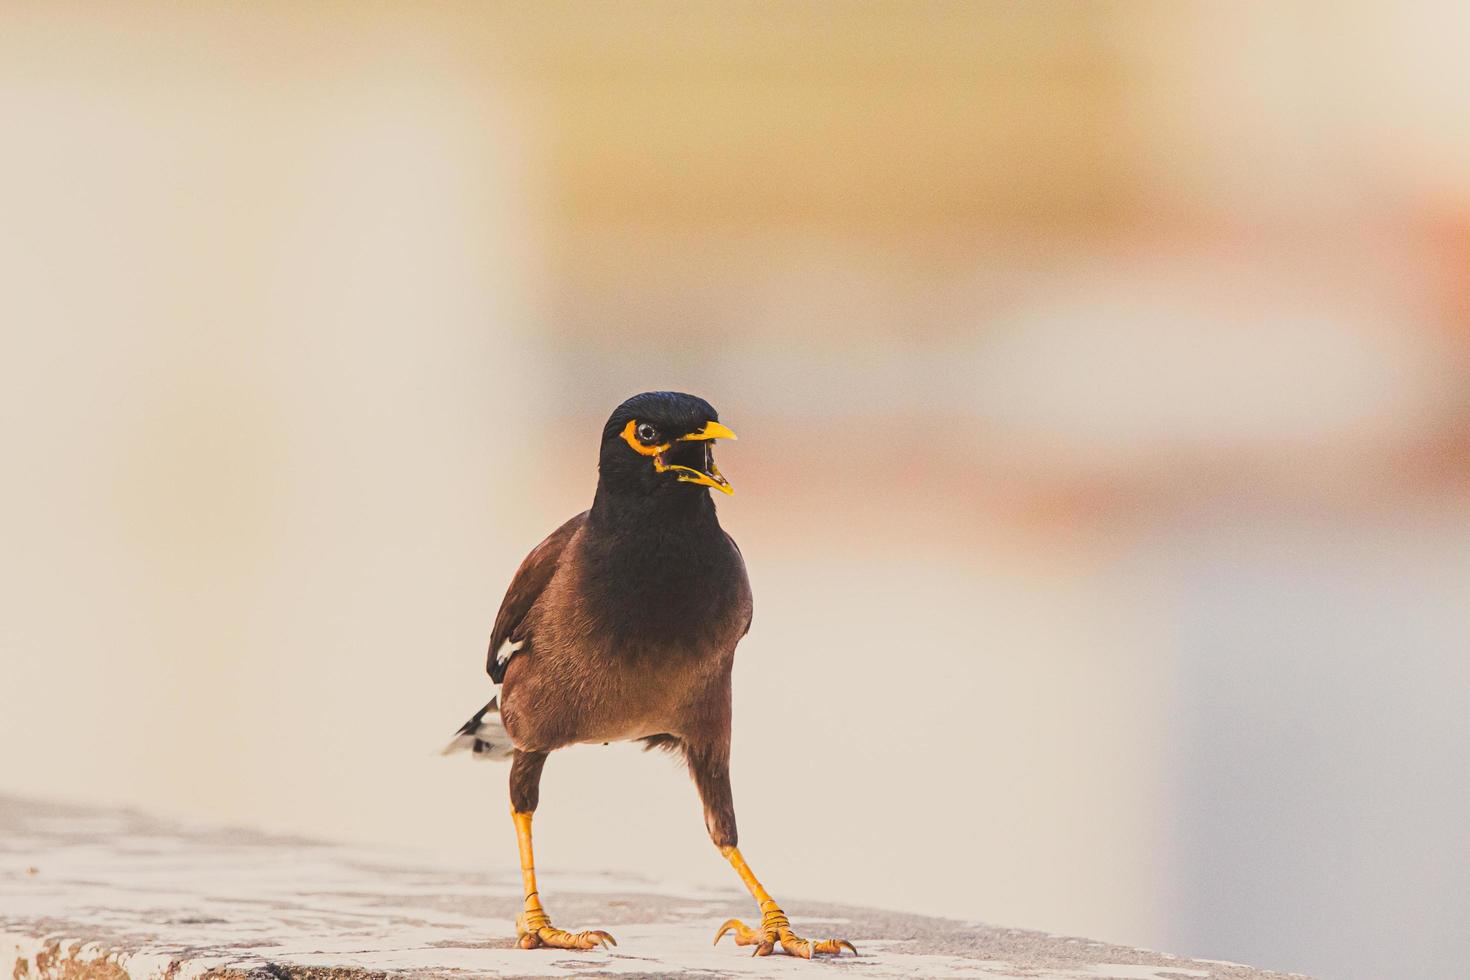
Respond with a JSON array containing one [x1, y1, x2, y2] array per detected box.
[[3, 6, 1469, 980]]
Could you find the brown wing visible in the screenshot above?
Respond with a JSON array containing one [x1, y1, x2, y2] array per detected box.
[[487, 511, 586, 683]]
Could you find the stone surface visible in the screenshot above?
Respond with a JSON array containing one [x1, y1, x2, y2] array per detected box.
[[1, 797, 1307, 980]]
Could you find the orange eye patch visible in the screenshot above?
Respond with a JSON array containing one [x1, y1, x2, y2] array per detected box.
[[620, 419, 671, 457]]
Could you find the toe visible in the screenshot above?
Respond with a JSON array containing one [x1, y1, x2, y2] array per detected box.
[[713, 918, 766, 948], [782, 938, 814, 959], [531, 925, 617, 950], [778, 928, 857, 958]]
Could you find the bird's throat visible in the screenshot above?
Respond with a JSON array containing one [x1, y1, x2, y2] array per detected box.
[[589, 480, 719, 532]]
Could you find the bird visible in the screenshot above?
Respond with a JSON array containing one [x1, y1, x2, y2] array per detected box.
[[444, 390, 855, 958]]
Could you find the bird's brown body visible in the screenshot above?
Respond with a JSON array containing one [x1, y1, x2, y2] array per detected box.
[[498, 510, 752, 755], [447, 391, 852, 958]]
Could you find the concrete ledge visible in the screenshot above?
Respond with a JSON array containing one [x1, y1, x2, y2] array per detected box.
[[1, 797, 1306, 980]]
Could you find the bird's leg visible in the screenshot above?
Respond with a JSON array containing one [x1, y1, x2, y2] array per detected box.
[[711, 845, 857, 958], [508, 751, 615, 951], [686, 741, 856, 958]]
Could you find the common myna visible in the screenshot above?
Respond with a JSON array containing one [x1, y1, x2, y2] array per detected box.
[[445, 390, 855, 958]]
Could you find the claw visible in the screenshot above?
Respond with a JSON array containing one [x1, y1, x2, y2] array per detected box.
[[712, 918, 764, 948], [516, 916, 617, 951], [713, 908, 855, 958]]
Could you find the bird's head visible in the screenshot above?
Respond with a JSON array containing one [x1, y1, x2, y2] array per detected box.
[[597, 391, 736, 499]]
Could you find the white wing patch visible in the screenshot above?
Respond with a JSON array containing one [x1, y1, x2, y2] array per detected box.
[[495, 637, 525, 666]]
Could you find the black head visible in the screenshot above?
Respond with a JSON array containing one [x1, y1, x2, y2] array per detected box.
[[596, 391, 736, 502]]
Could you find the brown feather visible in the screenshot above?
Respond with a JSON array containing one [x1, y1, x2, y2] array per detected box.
[[486, 513, 587, 682]]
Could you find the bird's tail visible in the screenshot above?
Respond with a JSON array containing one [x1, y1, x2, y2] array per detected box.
[[441, 697, 514, 761]]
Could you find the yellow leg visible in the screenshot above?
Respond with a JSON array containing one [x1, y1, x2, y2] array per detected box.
[[712, 845, 856, 958], [512, 810, 616, 950]]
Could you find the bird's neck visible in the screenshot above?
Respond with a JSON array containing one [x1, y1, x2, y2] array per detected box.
[[587, 485, 720, 538], [583, 488, 733, 624]]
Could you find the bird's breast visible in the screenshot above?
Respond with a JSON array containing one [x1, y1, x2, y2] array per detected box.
[[496, 520, 750, 753]]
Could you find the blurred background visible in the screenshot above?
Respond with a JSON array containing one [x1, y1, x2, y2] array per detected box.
[[3, 4, 1468, 979]]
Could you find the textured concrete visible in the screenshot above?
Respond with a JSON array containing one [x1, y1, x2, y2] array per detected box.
[[1, 797, 1308, 979]]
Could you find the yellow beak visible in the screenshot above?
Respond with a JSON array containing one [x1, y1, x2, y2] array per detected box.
[[664, 459, 733, 495], [679, 421, 737, 442], [663, 420, 735, 494]]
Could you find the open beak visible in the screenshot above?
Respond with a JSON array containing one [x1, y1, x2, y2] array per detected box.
[[660, 421, 736, 495]]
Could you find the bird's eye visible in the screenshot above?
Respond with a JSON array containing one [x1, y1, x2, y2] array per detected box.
[[636, 423, 659, 443]]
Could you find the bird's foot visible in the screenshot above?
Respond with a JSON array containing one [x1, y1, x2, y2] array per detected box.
[[515, 908, 616, 950], [713, 899, 856, 958]]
